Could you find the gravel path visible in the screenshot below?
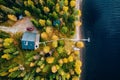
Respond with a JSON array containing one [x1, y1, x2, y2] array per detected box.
[[74, 0, 81, 40]]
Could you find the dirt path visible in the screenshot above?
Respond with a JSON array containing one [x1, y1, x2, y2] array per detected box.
[[0, 18, 34, 33]]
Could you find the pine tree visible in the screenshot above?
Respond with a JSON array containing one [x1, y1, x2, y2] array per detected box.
[[0, 5, 15, 14], [0, 11, 7, 22], [0, 0, 6, 5]]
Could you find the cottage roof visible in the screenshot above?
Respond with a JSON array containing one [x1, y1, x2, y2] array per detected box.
[[22, 32, 36, 41]]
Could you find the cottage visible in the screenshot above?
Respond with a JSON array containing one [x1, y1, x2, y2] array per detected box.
[[21, 31, 40, 50]]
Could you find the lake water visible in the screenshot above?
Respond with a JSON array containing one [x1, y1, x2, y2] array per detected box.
[[82, 0, 120, 80]]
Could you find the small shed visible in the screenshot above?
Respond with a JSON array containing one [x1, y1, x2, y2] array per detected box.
[[21, 31, 40, 50], [53, 20, 61, 26]]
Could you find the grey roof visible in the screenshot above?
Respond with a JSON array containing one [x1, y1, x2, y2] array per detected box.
[[22, 32, 36, 41]]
